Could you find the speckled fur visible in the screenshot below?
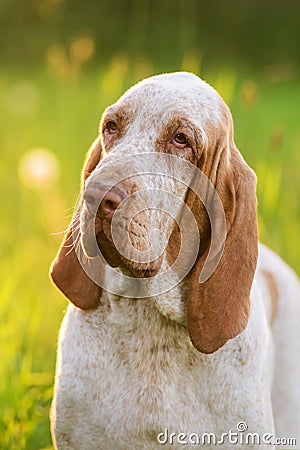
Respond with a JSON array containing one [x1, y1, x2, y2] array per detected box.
[[51, 73, 300, 449]]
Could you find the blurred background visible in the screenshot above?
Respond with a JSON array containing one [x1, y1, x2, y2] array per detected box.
[[0, 0, 299, 448]]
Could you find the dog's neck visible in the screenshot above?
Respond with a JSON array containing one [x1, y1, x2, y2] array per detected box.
[[102, 256, 188, 327]]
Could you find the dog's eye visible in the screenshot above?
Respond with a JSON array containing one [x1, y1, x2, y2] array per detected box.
[[105, 121, 118, 134], [173, 133, 187, 146]]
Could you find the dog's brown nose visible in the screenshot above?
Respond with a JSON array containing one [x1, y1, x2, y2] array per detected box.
[[84, 184, 127, 221], [100, 190, 123, 220]]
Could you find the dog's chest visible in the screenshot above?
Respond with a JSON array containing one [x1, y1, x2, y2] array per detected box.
[[85, 302, 209, 428], [56, 301, 262, 449], [62, 305, 239, 438]]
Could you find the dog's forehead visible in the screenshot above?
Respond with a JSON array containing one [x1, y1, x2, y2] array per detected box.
[[114, 72, 224, 127]]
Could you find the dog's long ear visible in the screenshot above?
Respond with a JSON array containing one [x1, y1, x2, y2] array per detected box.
[[187, 128, 258, 354], [50, 138, 103, 309]]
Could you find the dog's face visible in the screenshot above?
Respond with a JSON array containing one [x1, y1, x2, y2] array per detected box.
[[80, 72, 228, 279], [51, 72, 258, 354]]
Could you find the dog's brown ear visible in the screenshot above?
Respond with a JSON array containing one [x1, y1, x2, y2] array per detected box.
[[82, 137, 103, 187], [187, 138, 258, 354], [50, 138, 103, 309]]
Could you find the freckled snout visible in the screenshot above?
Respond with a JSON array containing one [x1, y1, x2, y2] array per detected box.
[[83, 183, 128, 221]]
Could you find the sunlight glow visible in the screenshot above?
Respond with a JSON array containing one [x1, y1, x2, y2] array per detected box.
[[18, 148, 60, 190]]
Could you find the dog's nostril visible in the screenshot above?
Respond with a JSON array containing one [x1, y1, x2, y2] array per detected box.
[[104, 199, 117, 212], [100, 192, 122, 219], [84, 184, 127, 219]]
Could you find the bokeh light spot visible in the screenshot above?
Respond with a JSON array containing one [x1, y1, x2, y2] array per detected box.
[[70, 36, 95, 64], [18, 148, 60, 190], [241, 80, 258, 108]]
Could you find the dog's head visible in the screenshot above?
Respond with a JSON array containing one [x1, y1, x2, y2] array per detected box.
[[51, 72, 258, 354]]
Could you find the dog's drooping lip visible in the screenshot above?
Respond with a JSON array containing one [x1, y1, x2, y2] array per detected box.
[[80, 209, 163, 279]]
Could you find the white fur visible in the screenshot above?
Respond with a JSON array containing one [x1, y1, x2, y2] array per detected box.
[[256, 244, 300, 442], [51, 73, 300, 449]]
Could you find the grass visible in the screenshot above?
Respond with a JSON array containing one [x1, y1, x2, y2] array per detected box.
[[0, 60, 299, 449]]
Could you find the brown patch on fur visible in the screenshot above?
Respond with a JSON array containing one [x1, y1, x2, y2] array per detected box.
[[187, 144, 258, 354], [100, 104, 132, 150], [172, 104, 258, 354], [156, 115, 204, 163], [82, 138, 103, 185], [262, 270, 279, 324], [50, 138, 103, 309]]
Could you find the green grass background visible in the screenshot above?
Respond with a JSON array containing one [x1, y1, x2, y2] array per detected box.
[[0, 3, 300, 448]]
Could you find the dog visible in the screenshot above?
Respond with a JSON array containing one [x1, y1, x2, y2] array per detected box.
[[50, 72, 300, 449]]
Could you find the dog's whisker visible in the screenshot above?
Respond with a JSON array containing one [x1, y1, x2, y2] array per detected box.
[[50, 228, 69, 236], [64, 228, 81, 256]]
